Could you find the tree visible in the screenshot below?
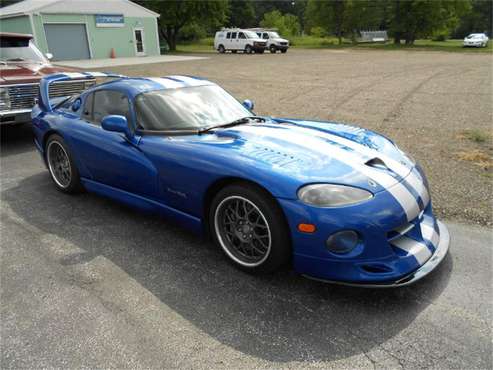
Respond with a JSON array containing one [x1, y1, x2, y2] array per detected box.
[[260, 10, 301, 36], [142, 1, 228, 51], [228, 0, 256, 28], [304, 0, 347, 44], [388, 0, 471, 45], [453, 0, 492, 38]]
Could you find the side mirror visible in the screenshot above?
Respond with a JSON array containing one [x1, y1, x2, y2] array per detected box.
[[242, 99, 254, 111], [102, 115, 133, 140], [45, 53, 53, 60]]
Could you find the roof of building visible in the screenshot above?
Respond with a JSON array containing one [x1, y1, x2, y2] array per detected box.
[[0, 0, 159, 19]]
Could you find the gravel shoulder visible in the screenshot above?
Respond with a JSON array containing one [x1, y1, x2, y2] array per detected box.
[[111, 49, 493, 226]]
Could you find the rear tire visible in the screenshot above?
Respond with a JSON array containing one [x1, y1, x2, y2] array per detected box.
[[209, 183, 291, 274], [45, 134, 83, 194], [218, 44, 225, 53]]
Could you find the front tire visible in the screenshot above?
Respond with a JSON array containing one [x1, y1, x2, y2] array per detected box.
[[45, 134, 82, 194], [281, 49, 287, 53], [269, 45, 277, 53], [245, 45, 253, 54], [210, 183, 291, 273]]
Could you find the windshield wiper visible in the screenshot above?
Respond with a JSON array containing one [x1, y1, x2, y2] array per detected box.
[[198, 116, 266, 134]]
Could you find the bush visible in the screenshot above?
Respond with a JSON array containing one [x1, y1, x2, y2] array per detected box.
[[432, 30, 448, 42], [179, 22, 207, 42], [310, 26, 327, 38]]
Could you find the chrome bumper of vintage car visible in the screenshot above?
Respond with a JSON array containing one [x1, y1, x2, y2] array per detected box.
[[303, 220, 450, 288], [0, 108, 32, 124]]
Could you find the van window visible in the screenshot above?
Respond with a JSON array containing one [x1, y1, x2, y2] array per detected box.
[[263, 33, 269, 39], [226, 32, 231, 39], [231, 32, 237, 39], [239, 32, 246, 39], [256, 32, 261, 38]]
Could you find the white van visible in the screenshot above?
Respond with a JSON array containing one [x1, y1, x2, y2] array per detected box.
[[251, 29, 290, 53], [214, 28, 267, 54]]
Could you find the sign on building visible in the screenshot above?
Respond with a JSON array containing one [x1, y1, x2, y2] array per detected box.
[[95, 14, 124, 28]]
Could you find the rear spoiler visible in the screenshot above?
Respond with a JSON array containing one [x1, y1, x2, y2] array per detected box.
[[38, 72, 126, 112]]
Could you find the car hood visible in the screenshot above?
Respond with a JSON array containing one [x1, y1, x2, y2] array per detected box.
[[210, 118, 415, 193], [272, 38, 289, 43], [0, 62, 75, 84]]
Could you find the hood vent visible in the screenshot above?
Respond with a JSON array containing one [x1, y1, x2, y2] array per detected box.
[[365, 157, 389, 170]]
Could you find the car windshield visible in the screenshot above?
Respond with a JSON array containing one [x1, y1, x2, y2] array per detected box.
[[244, 31, 259, 39], [467, 34, 482, 39], [135, 85, 252, 131], [269, 32, 280, 38], [0, 38, 47, 63]]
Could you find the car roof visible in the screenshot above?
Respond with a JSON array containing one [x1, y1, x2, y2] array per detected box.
[[93, 75, 216, 97]]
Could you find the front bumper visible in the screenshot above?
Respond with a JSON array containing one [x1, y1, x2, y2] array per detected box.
[[303, 220, 449, 287], [0, 109, 31, 125]]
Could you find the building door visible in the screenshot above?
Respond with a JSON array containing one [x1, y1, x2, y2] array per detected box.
[[133, 28, 145, 56], [44, 23, 90, 60]]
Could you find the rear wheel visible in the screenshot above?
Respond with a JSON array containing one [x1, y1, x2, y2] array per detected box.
[[218, 44, 225, 53], [210, 183, 291, 273], [46, 134, 82, 194]]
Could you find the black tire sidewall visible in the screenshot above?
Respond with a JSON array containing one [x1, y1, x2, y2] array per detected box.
[[45, 134, 82, 193], [209, 183, 291, 273]]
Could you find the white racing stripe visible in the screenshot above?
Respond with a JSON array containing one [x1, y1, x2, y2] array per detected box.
[[392, 237, 432, 265], [147, 77, 186, 89], [168, 75, 208, 86], [421, 222, 439, 248]]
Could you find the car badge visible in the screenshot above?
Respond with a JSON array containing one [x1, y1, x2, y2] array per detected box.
[[368, 179, 377, 188]]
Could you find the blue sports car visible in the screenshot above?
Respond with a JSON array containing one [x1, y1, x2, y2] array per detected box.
[[32, 72, 450, 287]]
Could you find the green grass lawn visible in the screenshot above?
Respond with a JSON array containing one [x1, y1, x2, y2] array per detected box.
[[175, 36, 492, 53]]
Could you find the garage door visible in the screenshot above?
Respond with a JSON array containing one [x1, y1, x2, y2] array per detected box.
[[44, 24, 91, 60]]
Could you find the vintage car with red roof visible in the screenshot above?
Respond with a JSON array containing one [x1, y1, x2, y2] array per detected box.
[[0, 32, 94, 125]]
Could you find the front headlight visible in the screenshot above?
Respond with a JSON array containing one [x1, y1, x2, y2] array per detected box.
[[0, 87, 10, 111], [298, 184, 373, 207]]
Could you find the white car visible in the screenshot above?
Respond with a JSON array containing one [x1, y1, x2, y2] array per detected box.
[[253, 30, 290, 53], [463, 33, 489, 47], [214, 29, 267, 54]]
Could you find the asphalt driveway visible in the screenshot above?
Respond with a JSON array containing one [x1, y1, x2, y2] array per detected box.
[[1, 123, 491, 369]]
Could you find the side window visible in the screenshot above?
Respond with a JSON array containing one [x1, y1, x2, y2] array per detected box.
[[82, 93, 94, 121], [263, 33, 269, 39], [256, 32, 261, 38], [226, 32, 231, 39], [239, 32, 246, 39], [90, 90, 131, 126], [231, 32, 237, 39]]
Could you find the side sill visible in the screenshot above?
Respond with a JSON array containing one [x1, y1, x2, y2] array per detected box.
[[81, 178, 203, 235]]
